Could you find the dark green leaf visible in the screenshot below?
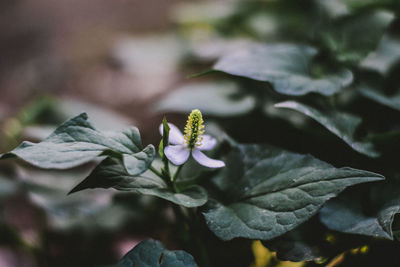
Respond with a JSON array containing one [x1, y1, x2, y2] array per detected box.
[[213, 43, 353, 96], [371, 183, 400, 238], [156, 82, 256, 116], [320, 10, 394, 63], [320, 182, 400, 240], [361, 33, 400, 75], [319, 195, 392, 239], [1, 113, 155, 175], [70, 157, 207, 208], [377, 201, 400, 239], [202, 144, 383, 241], [262, 220, 328, 262], [359, 86, 400, 112], [275, 101, 380, 157], [117, 239, 198, 267]]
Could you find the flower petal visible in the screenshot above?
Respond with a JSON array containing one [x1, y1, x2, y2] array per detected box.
[[164, 145, 190, 165], [192, 149, 225, 168], [159, 123, 184, 145], [197, 135, 217, 151]]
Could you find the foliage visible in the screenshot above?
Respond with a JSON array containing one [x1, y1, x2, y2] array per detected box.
[[1, 0, 400, 266]]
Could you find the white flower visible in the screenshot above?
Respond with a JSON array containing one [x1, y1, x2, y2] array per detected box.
[[159, 109, 225, 168]]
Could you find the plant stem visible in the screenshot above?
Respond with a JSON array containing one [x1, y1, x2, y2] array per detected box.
[[149, 166, 163, 179], [172, 164, 183, 182], [171, 205, 211, 267]]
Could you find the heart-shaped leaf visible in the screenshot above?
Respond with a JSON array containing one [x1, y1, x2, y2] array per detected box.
[[202, 144, 384, 241], [213, 43, 353, 96], [117, 239, 198, 267], [70, 157, 207, 208], [275, 101, 380, 158], [156, 82, 256, 116], [1, 113, 155, 176]]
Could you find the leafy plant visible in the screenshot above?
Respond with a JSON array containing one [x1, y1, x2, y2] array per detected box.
[[2, 0, 400, 266]]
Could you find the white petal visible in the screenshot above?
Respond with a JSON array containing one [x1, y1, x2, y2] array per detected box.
[[159, 123, 184, 145], [197, 135, 217, 151], [192, 149, 225, 168], [164, 145, 190, 165]]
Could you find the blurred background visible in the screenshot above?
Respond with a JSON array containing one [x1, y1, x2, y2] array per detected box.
[[0, 0, 195, 266]]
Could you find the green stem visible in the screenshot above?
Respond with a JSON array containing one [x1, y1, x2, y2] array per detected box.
[[172, 164, 183, 182], [170, 204, 212, 266], [149, 166, 163, 179]]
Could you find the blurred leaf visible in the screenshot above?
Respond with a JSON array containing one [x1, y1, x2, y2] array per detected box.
[[361, 33, 400, 75], [156, 82, 256, 116], [318, 0, 350, 18], [70, 157, 207, 208], [16, 166, 119, 230], [371, 182, 400, 238], [58, 98, 134, 131], [319, 195, 392, 239], [18, 96, 66, 126], [1, 113, 155, 176], [213, 43, 353, 96], [320, 10, 394, 63], [275, 101, 380, 157], [262, 221, 328, 262], [202, 144, 383, 241], [320, 182, 400, 240], [0, 175, 17, 201], [117, 239, 198, 267], [359, 86, 400, 112], [172, 1, 235, 25]]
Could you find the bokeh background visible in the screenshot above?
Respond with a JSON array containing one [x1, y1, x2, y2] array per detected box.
[[0, 1, 199, 266]]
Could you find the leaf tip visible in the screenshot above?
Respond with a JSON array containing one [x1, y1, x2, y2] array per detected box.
[[68, 179, 90, 195]]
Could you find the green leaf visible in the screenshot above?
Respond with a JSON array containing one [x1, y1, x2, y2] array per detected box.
[[262, 220, 328, 262], [202, 144, 384, 241], [361, 33, 400, 75], [320, 182, 400, 240], [15, 166, 130, 230], [319, 195, 392, 239], [274, 101, 380, 158], [370, 183, 400, 239], [320, 10, 394, 63], [213, 43, 353, 96], [117, 239, 198, 267], [359, 86, 400, 112], [70, 157, 207, 208], [1, 113, 155, 175], [156, 82, 256, 116]]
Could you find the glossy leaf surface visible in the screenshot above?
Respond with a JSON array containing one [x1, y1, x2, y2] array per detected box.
[[202, 144, 383, 241], [213, 43, 352, 96], [275, 101, 380, 157]]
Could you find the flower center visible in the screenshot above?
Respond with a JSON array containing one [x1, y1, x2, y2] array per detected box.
[[184, 109, 205, 149]]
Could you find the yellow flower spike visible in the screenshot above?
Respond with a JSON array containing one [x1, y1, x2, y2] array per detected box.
[[160, 109, 224, 168], [184, 109, 205, 149]]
